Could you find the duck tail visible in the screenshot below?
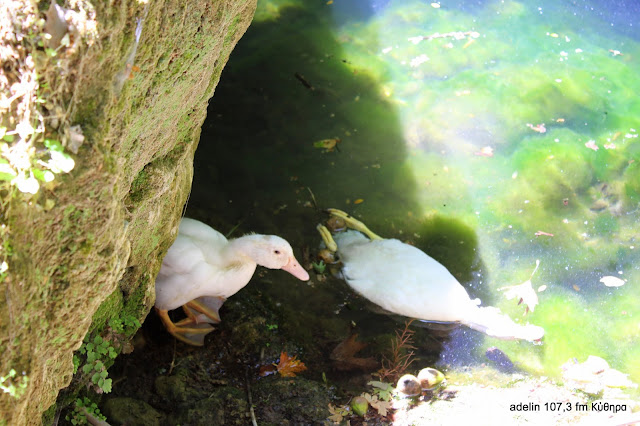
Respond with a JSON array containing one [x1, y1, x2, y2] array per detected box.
[[462, 306, 544, 342]]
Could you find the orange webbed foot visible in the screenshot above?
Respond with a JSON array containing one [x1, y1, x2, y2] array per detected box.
[[156, 308, 215, 346]]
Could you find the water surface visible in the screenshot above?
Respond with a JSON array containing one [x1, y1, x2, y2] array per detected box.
[[194, 0, 640, 387]]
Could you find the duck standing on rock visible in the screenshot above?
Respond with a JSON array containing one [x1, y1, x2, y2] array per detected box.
[[316, 209, 544, 342], [155, 218, 309, 346]]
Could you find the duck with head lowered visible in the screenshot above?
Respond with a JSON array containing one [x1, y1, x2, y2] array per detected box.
[[316, 209, 544, 342], [155, 217, 309, 346]]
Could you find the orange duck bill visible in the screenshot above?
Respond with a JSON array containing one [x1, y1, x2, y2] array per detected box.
[[281, 255, 310, 281]]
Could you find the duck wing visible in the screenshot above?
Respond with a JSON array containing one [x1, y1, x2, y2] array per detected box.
[[155, 236, 214, 310], [158, 234, 207, 278], [336, 235, 477, 322], [177, 218, 230, 265], [335, 232, 544, 341]]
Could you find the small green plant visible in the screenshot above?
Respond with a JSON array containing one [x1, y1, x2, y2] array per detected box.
[[72, 354, 80, 375], [327, 381, 395, 423], [368, 380, 394, 401], [311, 260, 326, 274], [77, 335, 117, 393], [108, 313, 141, 336], [0, 369, 28, 399], [266, 323, 278, 331], [65, 397, 106, 425]]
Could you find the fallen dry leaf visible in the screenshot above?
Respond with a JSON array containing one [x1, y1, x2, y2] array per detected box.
[[330, 333, 378, 371], [259, 364, 277, 377], [327, 404, 347, 422], [368, 380, 394, 401], [313, 138, 341, 153], [363, 393, 392, 417], [276, 351, 307, 377]]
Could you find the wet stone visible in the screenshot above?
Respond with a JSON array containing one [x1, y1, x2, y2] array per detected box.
[[253, 376, 332, 424], [102, 397, 163, 426], [167, 387, 248, 425], [154, 369, 197, 403], [486, 347, 515, 373]]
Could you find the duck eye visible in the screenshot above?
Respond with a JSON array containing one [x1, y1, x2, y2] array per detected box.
[[274, 250, 281, 255]]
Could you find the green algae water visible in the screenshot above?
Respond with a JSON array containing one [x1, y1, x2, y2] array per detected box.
[[195, 0, 640, 391]]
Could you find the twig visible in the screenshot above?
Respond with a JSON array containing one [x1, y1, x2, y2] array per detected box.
[[82, 408, 111, 426], [225, 219, 244, 238], [245, 368, 258, 426], [306, 187, 319, 210], [181, 189, 191, 218], [111, 376, 127, 386], [168, 338, 176, 375], [52, 405, 62, 426]]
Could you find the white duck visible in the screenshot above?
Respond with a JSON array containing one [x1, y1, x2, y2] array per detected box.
[[317, 209, 544, 342], [155, 217, 309, 346]]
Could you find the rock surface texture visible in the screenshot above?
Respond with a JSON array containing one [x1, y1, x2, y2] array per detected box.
[[0, 1, 256, 424]]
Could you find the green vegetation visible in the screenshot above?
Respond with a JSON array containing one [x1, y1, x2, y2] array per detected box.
[[76, 335, 117, 394], [311, 260, 326, 274], [108, 315, 142, 336], [65, 397, 107, 426], [72, 311, 141, 395], [204, 0, 640, 388]]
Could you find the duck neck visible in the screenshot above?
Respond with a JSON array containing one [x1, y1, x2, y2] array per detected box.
[[224, 234, 265, 266]]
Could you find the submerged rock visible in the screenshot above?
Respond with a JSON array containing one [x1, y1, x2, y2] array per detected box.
[[485, 347, 515, 373], [166, 387, 248, 426], [154, 368, 197, 403], [102, 397, 163, 426], [253, 376, 331, 424]]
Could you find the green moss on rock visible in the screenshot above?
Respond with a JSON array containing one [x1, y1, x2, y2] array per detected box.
[[0, 0, 258, 425]]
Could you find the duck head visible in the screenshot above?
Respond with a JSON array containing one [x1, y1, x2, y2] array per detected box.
[[240, 234, 310, 281]]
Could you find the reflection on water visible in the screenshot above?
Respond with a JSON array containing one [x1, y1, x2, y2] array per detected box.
[[193, 0, 640, 388]]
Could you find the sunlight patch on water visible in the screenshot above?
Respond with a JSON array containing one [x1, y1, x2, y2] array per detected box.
[[326, 0, 640, 383], [224, 0, 640, 387]]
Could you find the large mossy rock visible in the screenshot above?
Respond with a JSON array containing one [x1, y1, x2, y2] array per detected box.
[[0, 0, 256, 424]]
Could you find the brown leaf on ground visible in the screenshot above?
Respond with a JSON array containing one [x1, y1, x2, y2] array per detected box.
[[276, 351, 307, 377], [327, 404, 348, 422], [363, 392, 393, 416], [259, 364, 277, 377], [330, 333, 378, 371]]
